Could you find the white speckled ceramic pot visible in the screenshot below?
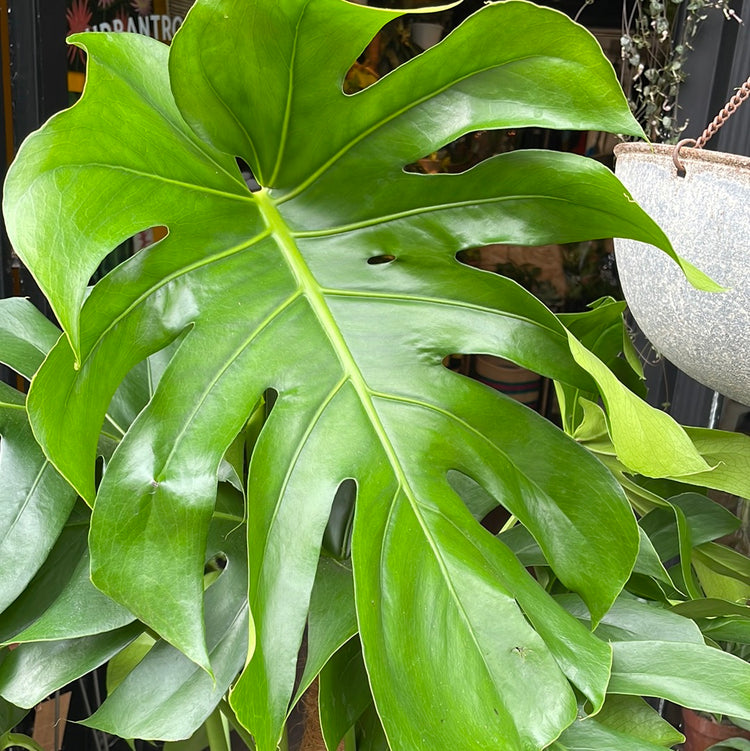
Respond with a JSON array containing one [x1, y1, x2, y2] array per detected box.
[[614, 142, 750, 405]]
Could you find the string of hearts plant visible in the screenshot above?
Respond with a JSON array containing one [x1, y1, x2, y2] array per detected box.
[[2, 1, 750, 750]]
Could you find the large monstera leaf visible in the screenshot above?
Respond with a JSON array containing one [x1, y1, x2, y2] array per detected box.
[[4, 1, 682, 748]]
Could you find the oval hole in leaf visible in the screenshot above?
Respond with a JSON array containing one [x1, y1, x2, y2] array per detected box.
[[235, 157, 261, 192], [441, 353, 466, 374], [263, 387, 278, 421], [322, 479, 357, 560], [366, 254, 395, 265], [455, 247, 483, 268]]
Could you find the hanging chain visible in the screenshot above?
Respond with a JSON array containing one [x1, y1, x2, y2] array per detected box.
[[672, 74, 750, 173]]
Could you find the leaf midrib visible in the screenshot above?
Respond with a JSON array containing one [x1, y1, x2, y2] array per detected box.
[[258, 191, 416, 499], [262, 191, 518, 722]]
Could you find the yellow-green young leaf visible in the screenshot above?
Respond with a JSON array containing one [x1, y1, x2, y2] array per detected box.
[[572, 398, 610, 443], [682, 428, 750, 499], [693, 556, 750, 604], [694, 543, 750, 589], [566, 333, 711, 477]]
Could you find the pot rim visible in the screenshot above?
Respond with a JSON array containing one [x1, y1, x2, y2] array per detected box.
[[614, 141, 750, 172]]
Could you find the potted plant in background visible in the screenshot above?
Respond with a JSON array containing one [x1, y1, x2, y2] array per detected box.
[[2, 1, 750, 750]]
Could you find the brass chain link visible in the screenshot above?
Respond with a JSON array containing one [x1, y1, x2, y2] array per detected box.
[[672, 74, 750, 173]]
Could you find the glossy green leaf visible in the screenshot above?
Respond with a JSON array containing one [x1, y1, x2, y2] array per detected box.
[[609, 641, 750, 721], [682, 428, 750, 499], [0, 653, 26, 735], [552, 700, 683, 751], [0, 624, 142, 709], [3, 0, 681, 747], [0, 504, 88, 643], [559, 298, 646, 398], [319, 637, 372, 751], [292, 558, 358, 710], [587, 428, 750, 501], [694, 543, 750, 588], [498, 525, 547, 567], [633, 527, 673, 586], [592, 695, 684, 748], [355, 704, 389, 751], [707, 740, 750, 750], [163, 727, 209, 751], [106, 632, 156, 694], [0, 298, 59, 379], [0, 395, 77, 616], [557, 592, 704, 645], [552, 719, 675, 750], [639, 494, 741, 561], [699, 617, 750, 644], [9, 547, 134, 642], [672, 598, 750, 620], [82, 518, 247, 741], [0, 732, 45, 751], [694, 557, 750, 603]]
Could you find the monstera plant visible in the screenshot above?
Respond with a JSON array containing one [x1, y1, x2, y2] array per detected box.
[[2, 1, 750, 750]]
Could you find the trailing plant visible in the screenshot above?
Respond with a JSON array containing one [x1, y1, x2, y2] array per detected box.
[[619, 0, 737, 141], [2, 1, 750, 750]]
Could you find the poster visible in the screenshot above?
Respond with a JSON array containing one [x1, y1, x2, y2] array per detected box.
[[66, 0, 190, 91]]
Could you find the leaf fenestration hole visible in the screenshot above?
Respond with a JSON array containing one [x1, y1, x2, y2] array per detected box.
[[322, 478, 357, 560], [205, 552, 228, 573], [263, 388, 278, 422], [88, 226, 168, 286], [235, 157, 261, 192], [405, 129, 520, 175], [446, 469, 502, 525], [367, 254, 395, 265]]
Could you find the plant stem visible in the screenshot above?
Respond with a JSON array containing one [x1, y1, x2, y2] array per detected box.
[[499, 514, 517, 534], [205, 707, 231, 751], [219, 699, 256, 750], [278, 727, 289, 751]]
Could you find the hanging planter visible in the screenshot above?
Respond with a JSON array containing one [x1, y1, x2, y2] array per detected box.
[[613, 83, 750, 406]]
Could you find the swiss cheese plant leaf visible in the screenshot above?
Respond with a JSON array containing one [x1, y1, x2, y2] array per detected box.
[[0, 387, 77, 617], [0, 623, 143, 709], [0, 298, 60, 381], [292, 557, 358, 710], [0, 300, 77, 616], [81, 514, 248, 742], [3, 0, 678, 747], [0, 503, 88, 644]]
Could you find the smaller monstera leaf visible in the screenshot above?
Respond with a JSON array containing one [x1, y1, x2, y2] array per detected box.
[[2, 0, 677, 747], [81, 506, 248, 742], [0, 300, 77, 618]]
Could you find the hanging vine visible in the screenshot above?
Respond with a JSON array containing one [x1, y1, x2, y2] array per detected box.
[[618, 0, 740, 141]]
